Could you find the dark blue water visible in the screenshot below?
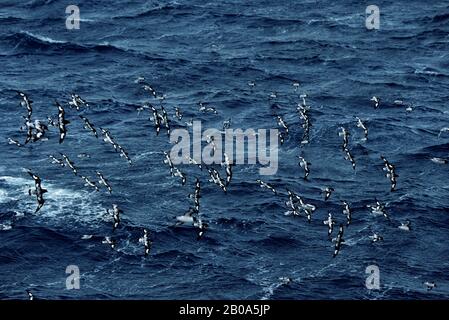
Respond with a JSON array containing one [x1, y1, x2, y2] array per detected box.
[[1, 0, 449, 300]]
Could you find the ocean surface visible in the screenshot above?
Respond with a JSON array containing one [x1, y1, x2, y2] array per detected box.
[[1, 0, 449, 300]]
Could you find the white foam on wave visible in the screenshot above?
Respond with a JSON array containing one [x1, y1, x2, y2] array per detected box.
[[0, 189, 11, 203], [1, 175, 107, 225], [21, 31, 66, 44], [0, 223, 13, 231], [0, 176, 29, 186]]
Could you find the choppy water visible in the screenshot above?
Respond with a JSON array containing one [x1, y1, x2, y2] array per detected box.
[[1, 0, 449, 299]]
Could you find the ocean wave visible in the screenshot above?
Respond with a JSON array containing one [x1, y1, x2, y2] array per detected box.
[[1, 174, 106, 226], [112, 3, 196, 20], [1, 31, 168, 61]]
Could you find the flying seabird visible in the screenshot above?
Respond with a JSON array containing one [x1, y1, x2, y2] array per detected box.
[[176, 207, 208, 240], [222, 153, 233, 187], [56, 101, 70, 144], [100, 128, 118, 151], [102, 236, 116, 249], [79, 115, 98, 138], [380, 155, 398, 191], [424, 281, 436, 291], [367, 200, 389, 219], [333, 224, 345, 257], [26, 290, 34, 301], [117, 145, 132, 165], [342, 201, 352, 226], [60, 153, 78, 175], [276, 115, 289, 134], [256, 179, 276, 194], [369, 233, 383, 243], [198, 102, 217, 114], [69, 94, 89, 110], [278, 131, 285, 145], [163, 151, 174, 174], [22, 119, 35, 144], [339, 127, 350, 149], [21, 119, 48, 144], [184, 155, 202, 170], [299, 94, 308, 108], [322, 187, 334, 201], [355, 117, 368, 140], [298, 156, 311, 180], [297, 196, 316, 222], [97, 171, 112, 193], [139, 229, 152, 256], [26, 170, 47, 213], [285, 189, 301, 217], [48, 155, 65, 167], [323, 212, 335, 237], [175, 106, 183, 120], [371, 96, 380, 109], [107, 204, 122, 231], [279, 277, 293, 286], [343, 147, 356, 170], [208, 167, 227, 193], [160, 105, 170, 135], [398, 220, 411, 231], [81, 175, 99, 192], [173, 167, 187, 185], [8, 138, 22, 147], [150, 104, 161, 135], [17, 91, 33, 119], [143, 84, 157, 98]]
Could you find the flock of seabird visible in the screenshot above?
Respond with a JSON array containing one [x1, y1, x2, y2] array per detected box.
[[251, 88, 442, 266], [253, 84, 442, 291], [6, 78, 442, 299]]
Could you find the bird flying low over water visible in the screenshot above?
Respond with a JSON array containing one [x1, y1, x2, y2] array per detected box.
[[48, 155, 65, 167], [139, 229, 152, 256], [398, 220, 411, 231], [26, 170, 47, 213], [298, 156, 311, 180], [102, 236, 116, 249], [333, 224, 345, 257], [323, 212, 335, 238], [371, 96, 380, 109], [79, 115, 98, 138], [322, 187, 334, 201], [55, 101, 70, 144], [69, 93, 89, 110], [207, 167, 227, 193], [107, 204, 123, 231], [60, 153, 78, 175], [176, 181, 207, 240], [355, 117, 368, 140], [81, 175, 99, 192], [8, 138, 22, 147], [256, 179, 276, 194], [96, 171, 112, 193], [342, 201, 352, 226], [16, 91, 33, 119]]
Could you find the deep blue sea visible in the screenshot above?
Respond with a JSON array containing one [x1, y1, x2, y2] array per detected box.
[[1, 0, 449, 300]]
